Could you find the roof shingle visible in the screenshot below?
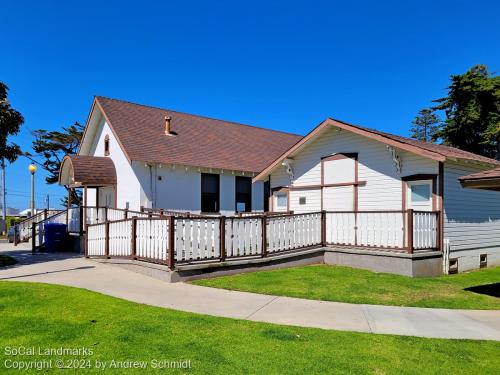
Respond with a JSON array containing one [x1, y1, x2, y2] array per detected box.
[[94, 96, 302, 173]]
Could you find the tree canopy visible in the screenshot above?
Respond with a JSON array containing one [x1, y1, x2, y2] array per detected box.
[[412, 65, 499, 159], [0, 82, 24, 164], [27, 122, 85, 205], [410, 108, 440, 142]]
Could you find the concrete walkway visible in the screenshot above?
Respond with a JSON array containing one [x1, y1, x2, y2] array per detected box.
[[1, 244, 499, 341]]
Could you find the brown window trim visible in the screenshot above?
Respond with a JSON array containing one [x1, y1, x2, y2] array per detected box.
[[289, 181, 366, 191], [401, 174, 438, 211], [271, 186, 290, 211], [401, 173, 437, 181], [321, 152, 359, 212]]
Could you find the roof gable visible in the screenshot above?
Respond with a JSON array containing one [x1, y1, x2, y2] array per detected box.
[[254, 118, 500, 181], [79, 96, 302, 173]]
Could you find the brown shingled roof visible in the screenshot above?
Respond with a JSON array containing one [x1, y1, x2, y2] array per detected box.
[[460, 167, 500, 181], [60, 155, 117, 187], [91, 96, 302, 173], [342, 120, 500, 165], [458, 167, 500, 191]]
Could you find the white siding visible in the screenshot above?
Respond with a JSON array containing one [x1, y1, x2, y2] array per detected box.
[[289, 189, 321, 213], [270, 127, 438, 211], [443, 161, 500, 271]]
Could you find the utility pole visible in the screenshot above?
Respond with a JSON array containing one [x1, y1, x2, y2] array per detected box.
[[1, 159, 6, 221], [45, 194, 49, 210]]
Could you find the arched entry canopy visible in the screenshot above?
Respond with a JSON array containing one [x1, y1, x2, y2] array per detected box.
[[59, 155, 117, 208], [59, 155, 117, 188], [459, 167, 500, 191]]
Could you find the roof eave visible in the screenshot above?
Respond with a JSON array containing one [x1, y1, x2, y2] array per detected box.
[[253, 118, 446, 182]]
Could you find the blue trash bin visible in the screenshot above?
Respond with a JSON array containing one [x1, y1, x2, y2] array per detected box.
[[44, 223, 67, 252]]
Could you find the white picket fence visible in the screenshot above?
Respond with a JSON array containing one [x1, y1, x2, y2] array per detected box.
[[15, 210, 62, 242], [225, 217, 262, 257], [175, 218, 220, 261], [325, 211, 406, 249], [87, 222, 106, 256], [85, 210, 439, 267], [267, 213, 321, 253], [137, 218, 169, 261], [413, 211, 438, 249]]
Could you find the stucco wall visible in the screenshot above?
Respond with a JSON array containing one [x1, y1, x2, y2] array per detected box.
[[83, 119, 264, 213], [153, 166, 264, 215], [85, 120, 142, 210]]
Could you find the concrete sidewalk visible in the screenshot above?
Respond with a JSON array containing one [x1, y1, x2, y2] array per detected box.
[[1, 245, 499, 341]]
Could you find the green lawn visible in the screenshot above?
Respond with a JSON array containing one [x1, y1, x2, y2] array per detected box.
[[0, 255, 17, 267], [193, 264, 500, 309], [0, 282, 499, 374]]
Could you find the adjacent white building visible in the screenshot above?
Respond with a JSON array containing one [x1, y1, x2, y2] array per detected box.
[[253, 118, 500, 272], [59, 97, 500, 272]]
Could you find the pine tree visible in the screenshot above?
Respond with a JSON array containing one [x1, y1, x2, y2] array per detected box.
[[410, 108, 441, 142]]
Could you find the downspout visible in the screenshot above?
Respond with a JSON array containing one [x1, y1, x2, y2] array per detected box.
[[148, 164, 155, 209]]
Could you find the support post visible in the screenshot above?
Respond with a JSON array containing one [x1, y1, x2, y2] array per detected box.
[[131, 217, 137, 259], [105, 221, 110, 259], [43, 209, 47, 220], [220, 216, 226, 261], [79, 205, 84, 236], [321, 210, 326, 247], [104, 206, 108, 223], [83, 205, 88, 233], [435, 211, 441, 251], [261, 215, 268, 257], [168, 216, 175, 269], [407, 209, 414, 254], [31, 223, 36, 253], [84, 233, 89, 258]]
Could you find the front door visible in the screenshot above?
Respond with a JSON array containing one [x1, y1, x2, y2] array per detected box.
[[407, 180, 433, 211]]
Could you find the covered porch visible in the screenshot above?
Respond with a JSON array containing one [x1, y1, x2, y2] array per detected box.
[[59, 155, 118, 209]]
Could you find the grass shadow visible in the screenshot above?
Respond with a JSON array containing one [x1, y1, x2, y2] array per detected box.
[[464, 283, 500, 298]]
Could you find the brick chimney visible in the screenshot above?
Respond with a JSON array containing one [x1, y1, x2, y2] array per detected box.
[[164, 116, 173, 136]]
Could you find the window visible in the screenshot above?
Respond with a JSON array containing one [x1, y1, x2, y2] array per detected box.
[[104, 135, 110, 156], [411, 184, 431, 202], [235, 176, 252, 212], [201, 173, 219, 213], [299, 196, 306, 205], [276, 193, 288, 208]]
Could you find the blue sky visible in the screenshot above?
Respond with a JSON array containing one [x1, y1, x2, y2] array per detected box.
[[2, 0, 499, 209]]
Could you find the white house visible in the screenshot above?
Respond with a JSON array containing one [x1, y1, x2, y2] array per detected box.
[[59, 97, 500, 273], [253, 118, 500, 272], [59, 96, 301, 215]]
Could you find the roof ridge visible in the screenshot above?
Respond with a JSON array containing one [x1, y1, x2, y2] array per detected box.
[[329, 117, 500, 163], [95, 95, 303, 138]]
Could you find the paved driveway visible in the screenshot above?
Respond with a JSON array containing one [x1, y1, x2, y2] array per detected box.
[[1, 243, 499, 340]]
